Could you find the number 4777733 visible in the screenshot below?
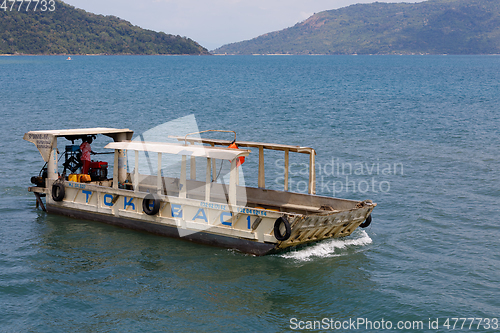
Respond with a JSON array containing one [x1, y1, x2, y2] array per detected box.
[[1, 0, 56, 12]]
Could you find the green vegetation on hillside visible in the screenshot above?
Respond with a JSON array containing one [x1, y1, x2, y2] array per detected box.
[[0, 0, 209, 55], [214, 0, 500, 55]]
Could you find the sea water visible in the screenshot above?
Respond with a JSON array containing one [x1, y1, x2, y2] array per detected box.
[[1, 55, 499, 332]]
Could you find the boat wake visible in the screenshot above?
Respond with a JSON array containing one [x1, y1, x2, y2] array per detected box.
[[279, 230, 372, 261]]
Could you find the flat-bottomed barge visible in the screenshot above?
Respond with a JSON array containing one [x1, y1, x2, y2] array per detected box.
[[25, 128, 376, 255]]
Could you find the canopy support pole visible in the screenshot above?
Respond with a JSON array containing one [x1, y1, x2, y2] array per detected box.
[[157, 152, 162, 195], [205, 158, 212, 202], [258, 146, 265, 188], [229, 158, 237, 207], [115, 132, 129, 184], [190, 143, 196, 180], [180, 155, 187, 198], [284, 149, 289, 191], [134, 150, 139, 192], [47, 137, 58, 180], [210, 143, 216, 181], [113, 149, 119, 189], [309, 149, 316, 195]]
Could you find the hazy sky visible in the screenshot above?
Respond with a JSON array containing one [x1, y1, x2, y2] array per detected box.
[[62, 0, 425, 50]]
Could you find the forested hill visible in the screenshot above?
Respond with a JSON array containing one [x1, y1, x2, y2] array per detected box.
[[0, 0, 209, 55], [214, 0, 500, 55]]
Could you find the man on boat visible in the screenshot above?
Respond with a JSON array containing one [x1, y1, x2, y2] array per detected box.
[[80, 136, 93, 174]]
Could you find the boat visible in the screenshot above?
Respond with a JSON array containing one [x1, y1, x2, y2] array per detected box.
[[24, 127, 376, 256]]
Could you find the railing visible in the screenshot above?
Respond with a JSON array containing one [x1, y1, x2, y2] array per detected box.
[[170, 135, 317, 195]]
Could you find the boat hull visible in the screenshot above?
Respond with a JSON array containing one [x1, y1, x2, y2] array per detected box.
[[47, 204, 277, 256], [30, 177, 375, 256]]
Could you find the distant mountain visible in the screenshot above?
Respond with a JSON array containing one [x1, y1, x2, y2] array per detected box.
[[214, 0, 500, 55], [0, 0, 208, 55]]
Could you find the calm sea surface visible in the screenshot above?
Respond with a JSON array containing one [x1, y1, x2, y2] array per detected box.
[[1, 55, 499, 332]]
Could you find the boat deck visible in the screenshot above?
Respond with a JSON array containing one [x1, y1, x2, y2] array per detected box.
[[124, 174, 359, 215]]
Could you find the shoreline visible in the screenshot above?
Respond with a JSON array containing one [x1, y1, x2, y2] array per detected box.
[[0, 53, 210, 56], [3, 53, 500, 57]]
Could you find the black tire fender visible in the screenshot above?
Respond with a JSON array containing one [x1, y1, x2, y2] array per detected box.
[[274, 216, 291, 241], [360, 214, 372, 228], [142, 193, 160, 215], [51, 183, 65, 202]]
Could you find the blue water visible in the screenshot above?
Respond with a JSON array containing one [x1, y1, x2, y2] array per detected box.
[[1, 55, 499, 332]]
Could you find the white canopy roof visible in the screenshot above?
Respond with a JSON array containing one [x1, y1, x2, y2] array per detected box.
[[24, 127, 134, 162], [24, 127, 133, 138], [105, 141, 250, 160]]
